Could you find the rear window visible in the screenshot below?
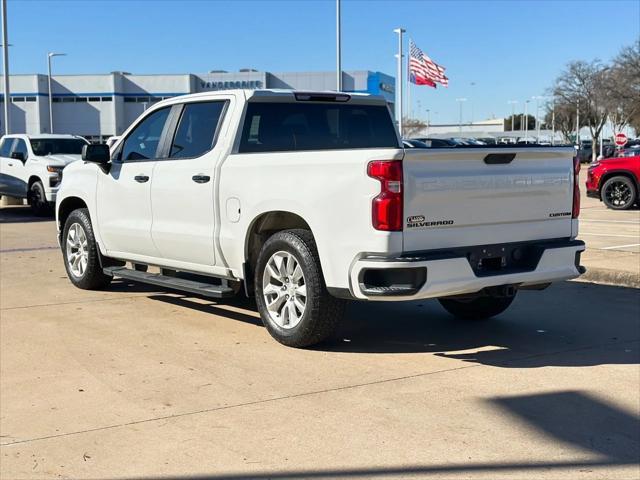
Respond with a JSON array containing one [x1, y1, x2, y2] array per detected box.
[[238, 102, 399, 153], [30, 138, 88, 156]]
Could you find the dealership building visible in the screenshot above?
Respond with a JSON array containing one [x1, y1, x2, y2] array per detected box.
[[0, 70, 395, 140]]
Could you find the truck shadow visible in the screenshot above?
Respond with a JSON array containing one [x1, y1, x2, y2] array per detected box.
[[0, 205, 54, 223], [145, 280, 639, 369], [320, 281, 640, 368]]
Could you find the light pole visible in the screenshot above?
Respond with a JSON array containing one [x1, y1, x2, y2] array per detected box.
[[1, 0, 10, 135], [394, 28, 405, 136], [426, 108, 430, 135], [47, 52, 66, 134], [532, 95, 544, 142], [456, 98, 467, 134], [336, 0, 341, 91], [575, 98, 580, 147], [469, 82, 476, 123], [551, 97, 556, 145], [508, 100, 518, 132], [524, 99, 530, 143]]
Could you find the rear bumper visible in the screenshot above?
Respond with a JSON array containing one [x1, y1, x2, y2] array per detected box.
[[348, 239, 586, 301]]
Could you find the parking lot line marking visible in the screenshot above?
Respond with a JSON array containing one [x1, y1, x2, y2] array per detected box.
[[580, 233, 640, 238], [580, 219, 640, 224], [0, 246, 59, 253], [1, 338, 638, 447], [601, 243, 640, 250]]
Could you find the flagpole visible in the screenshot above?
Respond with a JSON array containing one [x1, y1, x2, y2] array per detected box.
[[406, 41, 411, 121], [394, 28, 405, 137], [336, 0, 342, 91]]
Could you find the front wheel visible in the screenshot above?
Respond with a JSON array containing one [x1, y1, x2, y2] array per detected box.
[[28, 180, 52, 216], [601, 176, 637, 210], [438, 292, 516, 320], [254, 229, 345, 348], [62, 208, 112, 290]]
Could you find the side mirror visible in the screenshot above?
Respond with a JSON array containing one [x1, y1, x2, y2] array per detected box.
[[82, 144, 110, 164], [10, 151, 25, 162]]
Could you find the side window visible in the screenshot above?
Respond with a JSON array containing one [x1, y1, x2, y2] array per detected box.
[[12, 139, 28, 160], [0, 138, 14, 157], [169, 101, 226, 159], [120, 107, 171, 161]]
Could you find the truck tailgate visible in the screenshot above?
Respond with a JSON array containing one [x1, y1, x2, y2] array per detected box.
[[402, 147, 575, 252]]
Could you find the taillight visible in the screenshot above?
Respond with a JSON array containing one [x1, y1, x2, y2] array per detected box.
[[572, 156, 580, 218], [367, 160, 403, 231]]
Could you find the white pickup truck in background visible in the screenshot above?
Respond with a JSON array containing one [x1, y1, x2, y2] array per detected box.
[[55, 89, 585, 347], [0, 134, 89, 215]]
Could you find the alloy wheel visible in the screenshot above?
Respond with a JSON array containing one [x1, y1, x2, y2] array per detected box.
[[66, 223, 89, 278], [262, 251, 307, 329], [605, 181, 632, 208]]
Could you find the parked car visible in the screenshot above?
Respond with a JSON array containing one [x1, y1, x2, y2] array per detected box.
[[403, 139, 429, 148], [56, 89, 585, 348], [412, 137, 456, 148], [617, 145, 640, 158], [586, 154, 640, 210], [0, 134, 89, 215]]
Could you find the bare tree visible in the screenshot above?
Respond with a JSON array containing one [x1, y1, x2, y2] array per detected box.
[[504, 114, 535, 132], [402, 117, 428, 138], [605, 41, 640, 134], [544, 101, 576, 143], [552, 60, 609, 161]]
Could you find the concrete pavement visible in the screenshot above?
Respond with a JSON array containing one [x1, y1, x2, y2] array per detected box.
[[1, 206, 639, 479]]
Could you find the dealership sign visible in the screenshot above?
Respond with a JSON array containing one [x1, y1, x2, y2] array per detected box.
[[200, 80, 263, 90]]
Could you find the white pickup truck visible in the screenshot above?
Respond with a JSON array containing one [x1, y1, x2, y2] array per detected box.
[[0, 134, 89, 215], [56, 90, 585, 347]]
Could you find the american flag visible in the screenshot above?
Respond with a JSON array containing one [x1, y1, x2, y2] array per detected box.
[[409, 39, 449, 88]]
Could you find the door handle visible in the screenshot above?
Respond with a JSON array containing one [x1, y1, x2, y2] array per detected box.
[[8, 163, 13, 167], [134, 175, 149, 183], [192, 174, 211, 184]]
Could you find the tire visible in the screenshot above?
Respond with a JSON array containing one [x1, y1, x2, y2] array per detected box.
[[254, 229, 345, 348], [28, 180, 52, 216], [438, 292, 516, 320], [62, 208, 112, 290], [601, 176, 637, 210]]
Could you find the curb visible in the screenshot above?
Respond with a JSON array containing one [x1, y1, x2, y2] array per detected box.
[[575, 267, 640, 289]]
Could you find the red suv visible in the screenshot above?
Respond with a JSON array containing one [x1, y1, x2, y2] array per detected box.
[[586, 154, 640, 210]]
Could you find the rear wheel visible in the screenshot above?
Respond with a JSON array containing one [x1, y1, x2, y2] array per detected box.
[[254, 229, 345, 348], [62, 208, 112, 290], [438, 292, 516, 320], [601, 176, 636, 210], [28, 180, 52, 216]]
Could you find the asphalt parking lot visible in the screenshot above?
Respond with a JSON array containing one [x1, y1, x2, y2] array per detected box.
[[1, 180, 638, 479]]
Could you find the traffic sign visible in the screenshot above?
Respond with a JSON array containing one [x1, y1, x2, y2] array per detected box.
[[614, 132, 628, 146]]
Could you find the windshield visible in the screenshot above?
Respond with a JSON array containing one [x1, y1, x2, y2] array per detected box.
[[30, 138, 87, 156]]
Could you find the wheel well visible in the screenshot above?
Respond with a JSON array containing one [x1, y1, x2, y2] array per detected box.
[[244, 211, 313, 291], [28, 176, 42, 189], [57, 197, 88, 236], [599, 171, 639, 196]]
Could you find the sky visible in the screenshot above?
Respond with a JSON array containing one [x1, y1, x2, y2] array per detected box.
[[4, 0, 639, 123]]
